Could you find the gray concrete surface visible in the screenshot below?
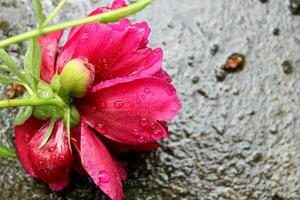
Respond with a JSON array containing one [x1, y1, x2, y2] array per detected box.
[[1, 0, 300, 199]]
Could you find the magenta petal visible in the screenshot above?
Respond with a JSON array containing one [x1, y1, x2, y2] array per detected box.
[[49, 179, 69, 192], [57, 18, 160, 83], [38, 31, 63, 83], [77, 77, 180, 145], [28, 120, 72, 188], [15, 117, 44, 177], [80, 123, 124, 200]]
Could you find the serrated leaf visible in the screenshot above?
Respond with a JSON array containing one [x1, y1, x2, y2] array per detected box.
[[14, 106, 33, 126], [39, 120, 55, 148], [0, 144, 16, 158], [0, 48, 25, 82], [24, 38, 41, 90]]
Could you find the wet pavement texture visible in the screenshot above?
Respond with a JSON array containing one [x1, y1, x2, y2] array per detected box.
[[1, 0, 300, 199]]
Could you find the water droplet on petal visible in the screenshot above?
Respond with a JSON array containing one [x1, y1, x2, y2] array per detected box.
[[59, 155, 65, 160], [48, 147, 55, 153], [96, 123, 107, 135], [25, 133, 31, 142], [132, 128, 140, 136], [100, 102, 107, 109], [137, 136, 146, 143], [113, 101, 124, 109], [141, 94, 146, 99], [140, 118, 149, 127], [91, 106, 97, 113], [144, 88, 151, 94], [152, 129, 163, 140], [150, 122, 156, 129], [166, 86, 176, 96], [80, 33, 89, 44], [99, 170, 110, 183]]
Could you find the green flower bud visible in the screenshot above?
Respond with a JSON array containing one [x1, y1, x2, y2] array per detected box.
[[60, 58, 95, 98]]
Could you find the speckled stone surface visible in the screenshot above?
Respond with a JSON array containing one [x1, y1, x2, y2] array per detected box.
[[1, 0, 300, 199]]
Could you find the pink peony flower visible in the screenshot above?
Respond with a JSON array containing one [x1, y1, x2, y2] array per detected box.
[[15, 0, 181, 199]]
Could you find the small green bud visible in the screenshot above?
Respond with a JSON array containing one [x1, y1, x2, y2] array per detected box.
[[60, 58, 95, 98]]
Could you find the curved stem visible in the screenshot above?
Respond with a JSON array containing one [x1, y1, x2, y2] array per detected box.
[[0, 97, 63, 108], [41, 0, 67, 28], [0, 0, 153, 48]]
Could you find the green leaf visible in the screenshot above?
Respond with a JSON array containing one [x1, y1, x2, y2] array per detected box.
[[0, 144, 16, 158], [50, 74, 61, 93], [24, 38, 41, 90], [33, 0, 46, 26], [0, 64, 10, 72], [39, 119, 56, 148], [14, 106, 33, 126], [0, 74, 19, 84], [0, 48, 25, 82]]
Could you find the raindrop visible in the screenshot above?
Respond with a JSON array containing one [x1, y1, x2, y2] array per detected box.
[[59, 155, 65, 160], [137, 136, 146, 143], [113, 101, 124, 109], [132, 128, 140, 136], [143, 88, 151, 94], [166, 86, 175, 96], [91, 106, 97, 113], [100, 102, 107, 109], [80, 33, 89, 44], [140, 118, 149, 127], [25, 133, 31, 142], [98, 170, 110, 183], [150, 122, 156, 129], [96, 123, 107, 135], [48, 147, 55, 153], [152, 129, 163, 140]]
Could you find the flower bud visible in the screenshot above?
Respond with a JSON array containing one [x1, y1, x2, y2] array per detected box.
[[60, 58, 95, 98]]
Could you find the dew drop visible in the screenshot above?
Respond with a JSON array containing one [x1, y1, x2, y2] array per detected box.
[[132, 128, 140, 136], [140, 118, 149, 127], [100, 102, 107, 109], [80, 33, 89, 44], [59, 155, 65, 160], [143, 88, 151, 94], [91, 106, 97, 113], [98, 170, 110, 183], [25, 133, 31, 142], [150, 122, 156, 129], [48, 147, 55, 153], [166, 86, 176, 96], [113, 101, 124, 109], [137, 136, 146, 143], [152, 129, 163, 140], [96, 123, 107, 135]]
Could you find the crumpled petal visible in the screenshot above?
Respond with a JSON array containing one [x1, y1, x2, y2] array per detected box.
[[27, 120, 72, 191], [38, 31, 63, 83], [67, 0, 128, 40], [15, 117, 44, 177], [80, 123, 124, 200], [57, 18, 160, 83], [77, 77, 181, 145]]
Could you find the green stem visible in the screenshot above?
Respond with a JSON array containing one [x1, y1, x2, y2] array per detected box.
[[0, 97, 63, 108], [41, 0, 67, 28], [34, 0, 46, 25], [0, 0, 153, 48]]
